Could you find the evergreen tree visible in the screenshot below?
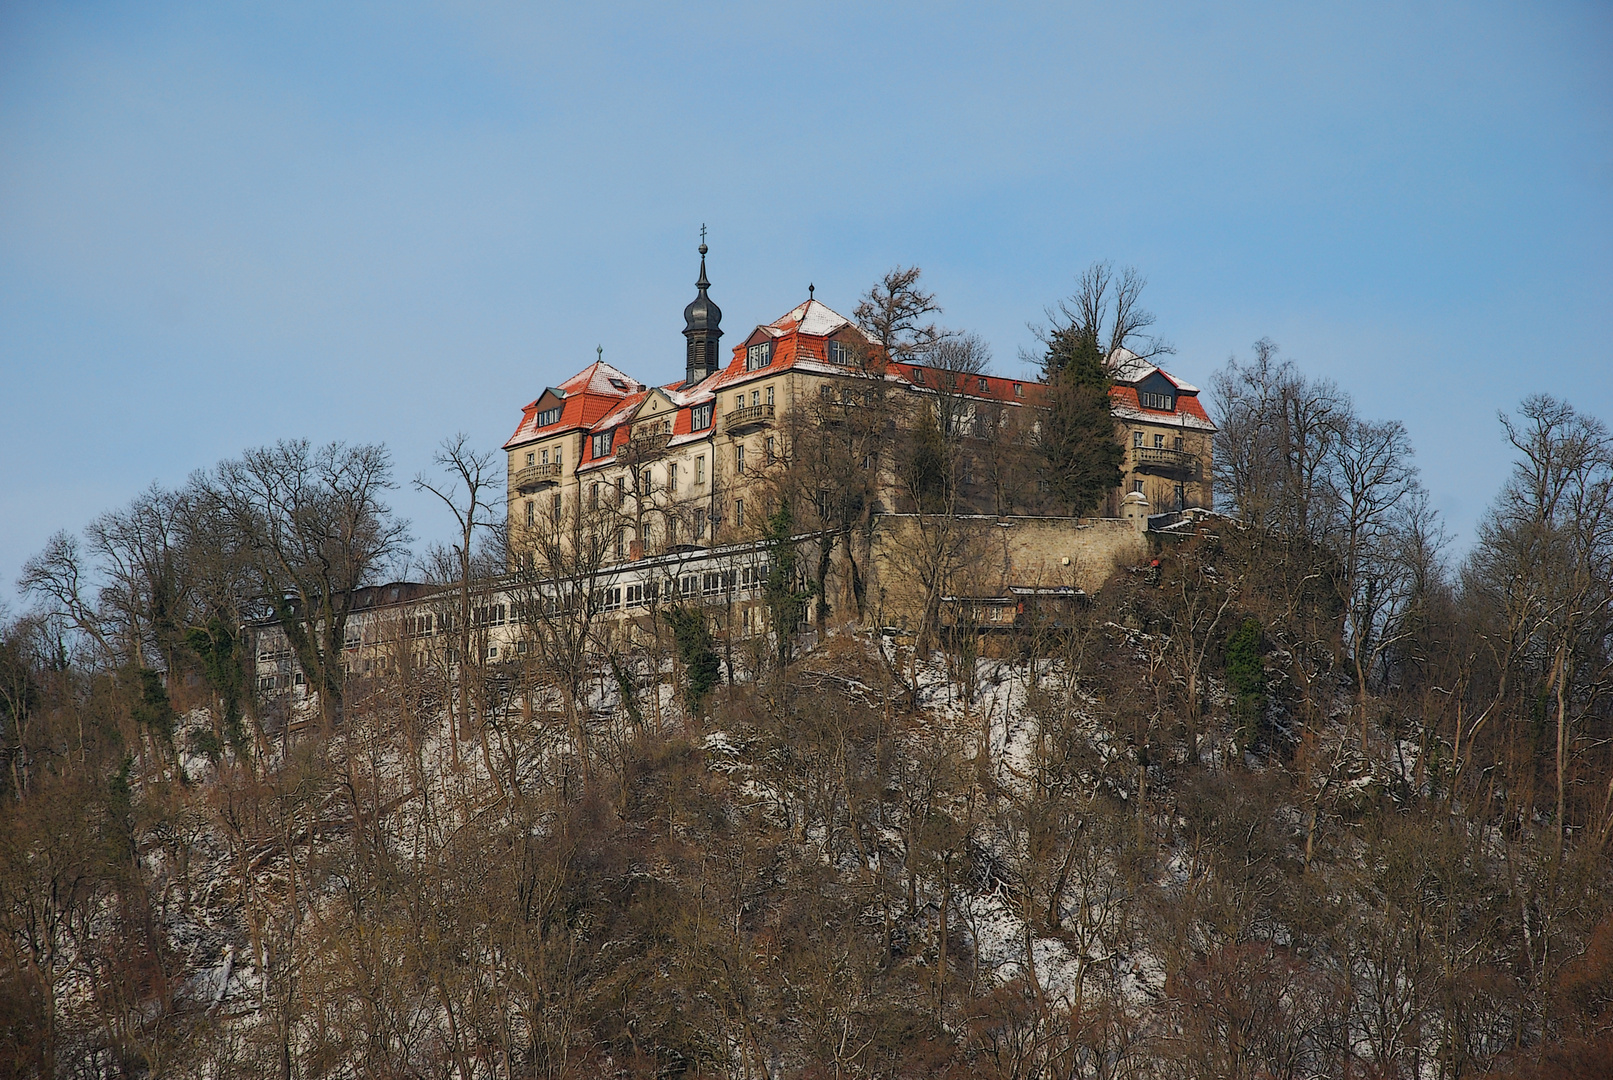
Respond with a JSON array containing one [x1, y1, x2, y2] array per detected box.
[[1039, 327, 1124, 514]]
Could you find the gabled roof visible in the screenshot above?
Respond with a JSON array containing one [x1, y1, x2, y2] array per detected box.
[[767, 298, 872, 339], [504, 359, 643, 450], [1110, 385, 1216, 430], [560, 359, 642, 396], [1107, 347, 1201, 394]]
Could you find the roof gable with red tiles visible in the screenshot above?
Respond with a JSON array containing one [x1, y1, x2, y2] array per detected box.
[[504, 359, 643, 451]]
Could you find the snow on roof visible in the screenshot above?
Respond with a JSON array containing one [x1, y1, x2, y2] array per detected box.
[[559, 359, 642, 397], [591, 390, 649, 431], [769, 298, 877, 342], [1109, 386, 1216, 431], [1107, 347, 1201, 394]]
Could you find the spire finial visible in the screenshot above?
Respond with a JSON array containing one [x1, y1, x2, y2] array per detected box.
[[596, 344, 603, 362], [808, 283, 815, 299], [699, 223, 707, 256]]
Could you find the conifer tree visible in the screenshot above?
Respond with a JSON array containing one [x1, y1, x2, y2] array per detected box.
[[1039, 327, 1124, 514]]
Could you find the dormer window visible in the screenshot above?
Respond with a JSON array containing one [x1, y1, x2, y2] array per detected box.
[[827, 340, 855, 366], [537, 406, 563, 427], [607, 378, 628, 391], [912, 367, 925, 384], [692, 402, 714, 430], [978, 377, 990, 392], [591, 430, 614, 459], [1140, 391, 1175, 411], [746, 342, 773, 371]]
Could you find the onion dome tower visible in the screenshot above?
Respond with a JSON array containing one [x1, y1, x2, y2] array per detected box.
[[682, 235, 722, 387]]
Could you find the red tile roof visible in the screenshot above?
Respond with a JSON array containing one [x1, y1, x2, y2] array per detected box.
[[505, 301, 1216, 452]]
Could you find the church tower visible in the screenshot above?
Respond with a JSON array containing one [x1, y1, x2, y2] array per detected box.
[[682, 238, 722, 387]]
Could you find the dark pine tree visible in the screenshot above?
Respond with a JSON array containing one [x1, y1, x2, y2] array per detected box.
[[1039, 327, 1124, 515]]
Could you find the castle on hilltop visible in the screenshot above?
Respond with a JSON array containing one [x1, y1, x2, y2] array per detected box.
[[252, 247, 1215, 704], [501, 244, 1214, 568]]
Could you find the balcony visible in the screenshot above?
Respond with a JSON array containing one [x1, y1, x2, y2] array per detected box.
[[724, 403, 775, 433], [514, 462, 563, 492], [1133, 446, 1199, 477]]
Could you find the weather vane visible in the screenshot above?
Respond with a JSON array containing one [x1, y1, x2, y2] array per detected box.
[[700, 223, 707, 245]]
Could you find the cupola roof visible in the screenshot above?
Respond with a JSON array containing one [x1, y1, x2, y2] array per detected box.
[[682, 243, 722, 336]]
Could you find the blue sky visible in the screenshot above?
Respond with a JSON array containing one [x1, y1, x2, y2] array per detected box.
[[2, 2, 1609, 602]]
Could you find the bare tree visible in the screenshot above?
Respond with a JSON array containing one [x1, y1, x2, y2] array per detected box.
[[1329, 416, 1426, 742], [1211, 340, 1349, 542], [1034, 260, 1172, 364], [413, 433, 501, 746], [202, 440, 409, 729], [1465, 396, 1613, 852], [854, 265, 948, 365], [18, 531, 112, 664]]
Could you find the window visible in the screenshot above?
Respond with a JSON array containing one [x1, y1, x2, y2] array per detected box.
[[551, 492, 562, 520], [525, 500, 535, 526], [293, 671, 305, 686], [525, 451, 535, 466], [615, 476, 625, 504], [1173, 436, 1184, 451], [695, 456, 705, 485], [978, 377, 990, 392], [735, 445, 745, 473], [734, 498, 744, 529], [692, 402, 714, 430], [695, 508, 708, 538], [615, 526, 627, 559], [751, 389, 760, 407], [1140, 391, 1175, 411], [746, 341, 773, 371], [766, 385, 775, 406], [765, 436, 776, 464], [486, 645, 500, 660], [1133, 431, 1144, 448], [1154, 433, 1165, 449], [668, 463, 678, 492], [537, 405, 562, 427], [828, 339, 854, 366], [1173, 483, 1186, 511], [555, 447, 562, 468], [607, 377, 628, 391], [627, 583, 646, 606], [590, 482, 600, 509], [1013, 383, 1023, 398], [541, 448, 549, 465], [641, 468, 651, 493], [259, 675, 276, 691], [592, 430, 614, 458], [666, 515, 677, 543], [1132, 479, 1145, 494], [735, 393, 744, 410], [912, 367, 925, 384], [819, 384, 833, 399]]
